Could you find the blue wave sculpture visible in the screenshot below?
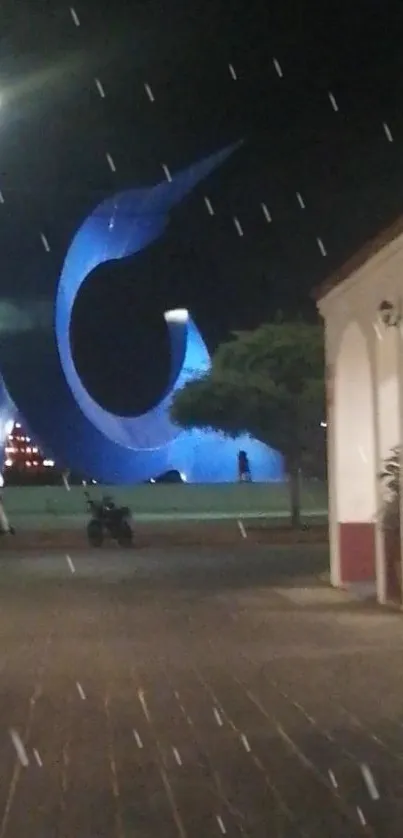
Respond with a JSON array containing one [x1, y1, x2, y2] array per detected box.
[[0, 144, 283, 483]]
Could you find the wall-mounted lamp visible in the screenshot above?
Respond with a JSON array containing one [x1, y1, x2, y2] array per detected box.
[[378, 299, 401, 328]]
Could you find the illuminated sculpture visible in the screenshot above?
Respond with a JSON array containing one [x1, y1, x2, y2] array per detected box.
[[0, 145, 283, 483]]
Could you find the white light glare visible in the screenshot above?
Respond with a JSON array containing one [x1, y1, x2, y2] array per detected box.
[[164, 309, 189, 323], [273, 57, 283, 77], [320, 421, 327, 428], [162, 163, 172, 182], [228, 63, 237, 80], [296, 192, 305, 209], [4, 420, 14, 437], [180, 472, 187, 482], [383, 122, 393, 142], [317, 237, 327, 256], [43, 459, 55, 467]]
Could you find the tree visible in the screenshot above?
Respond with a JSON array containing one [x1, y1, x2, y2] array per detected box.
[[170, 318, 325, 527]]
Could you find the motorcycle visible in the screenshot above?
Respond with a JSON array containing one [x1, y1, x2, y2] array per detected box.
[[84, 491, 133, 547]]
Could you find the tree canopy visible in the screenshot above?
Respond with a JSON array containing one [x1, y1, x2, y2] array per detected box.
[[170, 318, 325, 526]]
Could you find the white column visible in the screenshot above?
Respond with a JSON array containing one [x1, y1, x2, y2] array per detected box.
[[369, 327, 386, 604], [325, 332, 340, 588]]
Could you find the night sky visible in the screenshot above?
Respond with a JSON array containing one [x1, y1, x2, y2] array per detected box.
[[0, 0, 403, 414]]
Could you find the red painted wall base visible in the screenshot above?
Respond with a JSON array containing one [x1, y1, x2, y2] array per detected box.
[[338, 522, 375, 583]]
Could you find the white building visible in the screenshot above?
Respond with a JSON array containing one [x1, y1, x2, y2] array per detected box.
[[316, 217, 403, 606]]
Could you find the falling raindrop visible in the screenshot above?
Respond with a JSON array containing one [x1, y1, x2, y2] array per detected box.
[[261, 202, 272, 223], [144, 83, 155, 102], [204, 196, 214, 215], [328, 91, 339, 112], [106, 152, 116, 172], [233, 217, 244, 236], [40, 232, 50, 252], [70, 7, 80, 26], [296, 191, 305, 209], [95, 78, 105, 98]]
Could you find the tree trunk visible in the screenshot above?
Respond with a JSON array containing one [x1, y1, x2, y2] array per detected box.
[[288, 465, 301, 529]]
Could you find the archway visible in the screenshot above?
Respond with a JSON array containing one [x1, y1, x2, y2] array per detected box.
[[334, 322, 376, 584]]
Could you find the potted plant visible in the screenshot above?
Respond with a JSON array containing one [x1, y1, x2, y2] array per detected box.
[[379, 445, 401, 600]]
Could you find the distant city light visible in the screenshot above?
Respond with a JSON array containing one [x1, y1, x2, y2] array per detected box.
[[5, 419, 55, 471]]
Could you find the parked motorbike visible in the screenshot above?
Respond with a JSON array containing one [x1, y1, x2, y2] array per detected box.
[[84, 491, 133, 547]]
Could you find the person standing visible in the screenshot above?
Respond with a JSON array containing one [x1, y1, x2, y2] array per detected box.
[[238, 450, 252, 482], [0, 475, 14, 535]]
